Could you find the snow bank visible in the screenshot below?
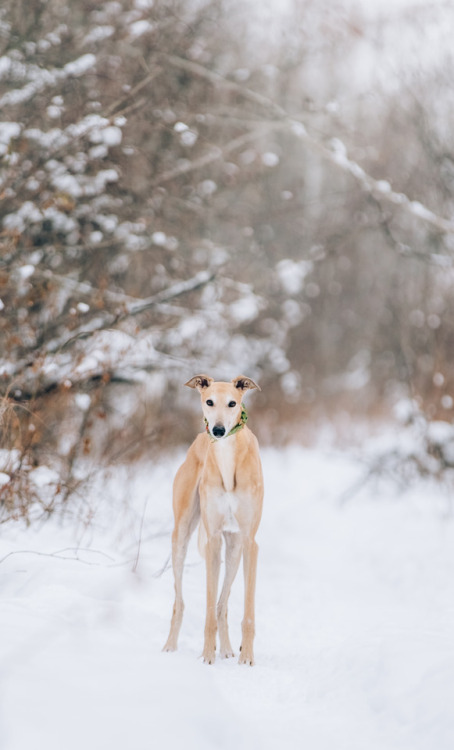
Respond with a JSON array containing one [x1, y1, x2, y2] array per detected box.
[[0, 444, 453, 750]]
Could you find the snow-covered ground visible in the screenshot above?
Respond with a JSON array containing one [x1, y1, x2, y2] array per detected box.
[[1, 441, 453, 750]]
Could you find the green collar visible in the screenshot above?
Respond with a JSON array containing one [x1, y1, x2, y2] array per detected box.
[[205, 404, 248, 442]]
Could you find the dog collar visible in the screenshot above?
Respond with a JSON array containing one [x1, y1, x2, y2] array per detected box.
[[205, 404, 248, 442]]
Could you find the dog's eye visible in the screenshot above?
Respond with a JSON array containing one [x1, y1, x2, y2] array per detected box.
[[228, 401, 237, 408], [206, 399, 214, 407]]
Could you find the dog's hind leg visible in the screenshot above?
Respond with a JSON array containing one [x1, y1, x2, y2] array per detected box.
[[217, 532, 242, 658]]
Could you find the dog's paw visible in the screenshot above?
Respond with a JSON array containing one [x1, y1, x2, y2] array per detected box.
[[202, 646, 216, 665], [220, 648, 235, 659], [238, 645, 254, 666]]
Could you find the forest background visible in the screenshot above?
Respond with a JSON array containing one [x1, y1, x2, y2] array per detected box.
[[1, 0, 454, 520]]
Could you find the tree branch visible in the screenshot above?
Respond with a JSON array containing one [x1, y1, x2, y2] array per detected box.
[[36, 269, 215, 356], [0, 270, 216, 396]]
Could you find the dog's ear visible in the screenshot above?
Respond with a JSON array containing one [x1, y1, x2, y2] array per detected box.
[[185, 374, 214, 391], [232, 375, 261, 392]]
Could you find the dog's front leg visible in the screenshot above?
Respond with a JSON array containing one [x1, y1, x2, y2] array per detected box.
[[202, 533, 222, 664], [239, 536, 258, 665]]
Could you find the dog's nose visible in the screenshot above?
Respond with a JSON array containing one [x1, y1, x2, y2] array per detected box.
[[212, 424, 225, 438]]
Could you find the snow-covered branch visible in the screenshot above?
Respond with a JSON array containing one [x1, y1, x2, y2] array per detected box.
[[0, 53, 96, 109], [0, 270, 216, 398], [50, 269, 215, 354]]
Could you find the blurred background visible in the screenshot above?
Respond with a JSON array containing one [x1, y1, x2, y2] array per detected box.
[[1, 0, 454, 520]]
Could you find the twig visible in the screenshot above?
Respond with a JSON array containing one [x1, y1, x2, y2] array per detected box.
[[152, 553, 171, 578], [103, 67, 162, 117], [0, 547, 118, 566], [132, 496, 149, 573]]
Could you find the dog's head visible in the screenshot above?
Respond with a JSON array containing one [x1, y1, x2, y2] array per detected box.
[[185, 374, 260, 440]]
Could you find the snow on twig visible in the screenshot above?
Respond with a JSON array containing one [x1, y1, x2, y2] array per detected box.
[[0, 54, 96, 109]]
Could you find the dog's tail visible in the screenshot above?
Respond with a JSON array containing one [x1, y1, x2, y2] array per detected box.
[[197, 521, 207, 559]]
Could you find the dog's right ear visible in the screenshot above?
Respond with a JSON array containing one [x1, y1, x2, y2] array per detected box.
[[184, 374, 214, 392]]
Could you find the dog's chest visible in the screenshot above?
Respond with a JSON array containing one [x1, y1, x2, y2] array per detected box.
[[213, 438, 237, 493], [215, 492, 240, 533], [212, 439, 240, 532]]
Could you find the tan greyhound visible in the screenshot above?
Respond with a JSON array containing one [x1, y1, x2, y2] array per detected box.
[[163, 374, 264, 665]]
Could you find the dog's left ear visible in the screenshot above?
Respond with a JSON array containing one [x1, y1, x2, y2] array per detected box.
[[232, 375, 261, 392]]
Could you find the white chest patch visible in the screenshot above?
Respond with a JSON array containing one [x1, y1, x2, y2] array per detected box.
[[213, 438, 236, 493], [215, 492, 240, 533]]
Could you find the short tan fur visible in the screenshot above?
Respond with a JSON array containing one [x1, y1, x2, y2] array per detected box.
[[163, 374, 264, 665]]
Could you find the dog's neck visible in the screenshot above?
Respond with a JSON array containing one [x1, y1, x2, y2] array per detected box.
[[213, 434, 237, 493]]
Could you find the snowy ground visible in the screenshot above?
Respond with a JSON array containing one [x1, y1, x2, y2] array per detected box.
[[1, 440, 454, 750]]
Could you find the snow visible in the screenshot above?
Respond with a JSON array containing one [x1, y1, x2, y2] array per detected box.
[[276, 258, 313, 295], [229, 295, 261, 324], [426, 421, 454, 445], [89, 124, 123, 147], [63, 53, 96, 78], [67, 329, 158, 382], [410, 201, 437, 222], [3, 202, 42, 233], [261, 152, 279, 167], [0, 54, 95, 108], [82, 25, 115, 46], [129, 20, 154, 39], [1, 441, 453, 750], [28, 465, 59, 488], [0, 449, 21, 472], [151, 231, 167, 246], [0, 57, 11, 78], [18, 265, 35, 280], [75, 394, 91, 411], [198, 179, 216, 196], [180, 130, 198, 147], [0, 122, 21, 155], [46, 104, 62, 119]]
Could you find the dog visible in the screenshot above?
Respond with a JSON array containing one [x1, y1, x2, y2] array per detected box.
[[163, 374, 264, 665]]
